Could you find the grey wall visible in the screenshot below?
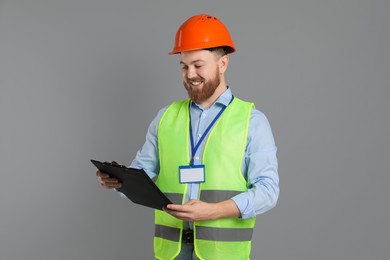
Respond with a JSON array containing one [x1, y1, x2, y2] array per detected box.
[[1, 0, 389, 259]]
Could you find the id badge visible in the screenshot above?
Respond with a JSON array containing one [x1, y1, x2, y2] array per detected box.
[[179, 165, 205, 184]]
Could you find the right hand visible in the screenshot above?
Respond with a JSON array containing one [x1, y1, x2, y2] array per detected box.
[[96, 171, 122, 189]]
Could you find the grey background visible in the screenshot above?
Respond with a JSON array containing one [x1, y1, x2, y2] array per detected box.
[[1, 0, 389, 259]]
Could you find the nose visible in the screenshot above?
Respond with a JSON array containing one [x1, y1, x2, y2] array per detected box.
[[186, 66, 197, 79]]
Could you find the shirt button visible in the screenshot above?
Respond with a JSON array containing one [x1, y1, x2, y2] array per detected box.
[[197, 134, 202, 138], [195, 156, 200, 160]]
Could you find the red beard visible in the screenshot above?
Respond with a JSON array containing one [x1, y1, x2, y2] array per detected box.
[[183, 69, 220, 104]]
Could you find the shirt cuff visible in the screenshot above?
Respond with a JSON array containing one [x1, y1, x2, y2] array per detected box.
[[231, 193, 255, 219], [115, 189, 127, 198]]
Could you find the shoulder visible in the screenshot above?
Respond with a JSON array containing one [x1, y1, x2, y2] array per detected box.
[[250, 108, 269, 123], [156, 98, 189, 117], [233, 97, 269, 124], [154, 99, 191, 125], [166, 98, 191, 110]]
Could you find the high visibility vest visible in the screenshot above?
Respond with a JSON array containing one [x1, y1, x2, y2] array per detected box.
[[154, 97, 256, 260]]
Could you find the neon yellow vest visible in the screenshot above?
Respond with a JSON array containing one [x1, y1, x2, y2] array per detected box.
[[154, 97, 256, 260]]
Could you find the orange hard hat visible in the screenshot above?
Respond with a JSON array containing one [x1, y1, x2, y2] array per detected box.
[[169, 14, 236, 55]]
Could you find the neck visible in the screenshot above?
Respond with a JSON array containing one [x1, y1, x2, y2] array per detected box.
[[199, 83, 227, 109]]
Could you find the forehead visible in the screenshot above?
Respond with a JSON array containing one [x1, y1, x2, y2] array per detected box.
[[180, 49, 215, 64]]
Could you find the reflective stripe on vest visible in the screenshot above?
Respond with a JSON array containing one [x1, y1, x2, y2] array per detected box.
[[199, 190, 241, 203], [164, 193, 183, 205], [196, 226, 254, 242], [155, 97, 256, 260], [155, 224, 253, 242], [155, 224, 181, 242]]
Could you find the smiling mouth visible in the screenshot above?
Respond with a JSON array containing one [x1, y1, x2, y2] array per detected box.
[[188, 80, 203, 88]]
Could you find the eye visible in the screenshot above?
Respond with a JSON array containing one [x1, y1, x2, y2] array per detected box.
[[194, 65, 202, 69]]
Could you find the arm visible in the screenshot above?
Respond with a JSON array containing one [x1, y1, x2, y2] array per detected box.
[[232, 109, 279, 219], [129, 107, 167, 179]]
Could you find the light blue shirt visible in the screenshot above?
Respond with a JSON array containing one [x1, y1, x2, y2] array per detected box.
[[130, 87, 279, 219]]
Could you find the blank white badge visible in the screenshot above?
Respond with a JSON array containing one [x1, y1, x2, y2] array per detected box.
[[179, 165, 205, 183]]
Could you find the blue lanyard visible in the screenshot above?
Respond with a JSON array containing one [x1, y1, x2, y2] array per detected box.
[[189, 96, 234, 167]]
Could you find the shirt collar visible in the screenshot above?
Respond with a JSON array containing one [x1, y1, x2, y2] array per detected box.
[[190, 86, 233, 110]]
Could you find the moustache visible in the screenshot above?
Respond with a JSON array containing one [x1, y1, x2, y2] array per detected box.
[[186, 77, 204, 84]]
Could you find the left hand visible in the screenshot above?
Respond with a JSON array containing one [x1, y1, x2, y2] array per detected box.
[[164, 199, 220, 222], [164, 199, 240, 222]]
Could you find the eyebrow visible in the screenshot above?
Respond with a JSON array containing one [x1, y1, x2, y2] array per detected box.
[[180, 59, 205, 66]]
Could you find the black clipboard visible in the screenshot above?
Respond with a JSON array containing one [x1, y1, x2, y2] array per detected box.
[[91, 160, 172, 210]]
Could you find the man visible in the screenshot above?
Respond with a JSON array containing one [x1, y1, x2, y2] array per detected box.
[[96, 14, 279, 260]]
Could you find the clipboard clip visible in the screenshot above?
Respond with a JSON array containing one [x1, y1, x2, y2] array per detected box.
[[103, 161, 127, 168]]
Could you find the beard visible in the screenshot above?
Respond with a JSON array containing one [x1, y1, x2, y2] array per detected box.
[[183, 68, 221, 104]]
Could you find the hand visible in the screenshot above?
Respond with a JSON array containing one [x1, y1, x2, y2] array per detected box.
[[96, 171, 122, 189], [164, 200, 219, 222], [164, 199, 240, 222]]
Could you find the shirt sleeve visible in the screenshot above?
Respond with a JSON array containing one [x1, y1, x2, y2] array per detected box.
[[231, 109, 280, 219], [129, 107, 167, 180]]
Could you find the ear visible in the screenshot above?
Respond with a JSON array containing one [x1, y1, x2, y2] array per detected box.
[[219, 55, 229, 74]]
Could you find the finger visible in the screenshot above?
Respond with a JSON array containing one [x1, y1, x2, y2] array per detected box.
[[98, 175, 121, 186], [108, 183, 122, 189], [103, 177, 120, 183], [164, 207, 180, 214], [101, 182, 122, 189], [166, 204, 189, 212], [165, 209, 194, 222], [96, 171, 109, 178]]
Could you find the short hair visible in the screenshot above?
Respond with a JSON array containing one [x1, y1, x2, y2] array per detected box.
[[205, 46, 229, 58]]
